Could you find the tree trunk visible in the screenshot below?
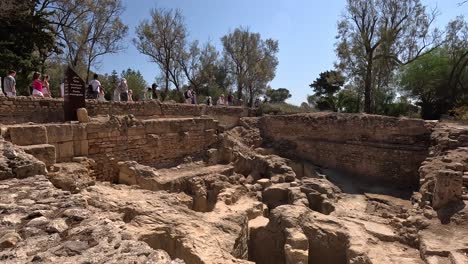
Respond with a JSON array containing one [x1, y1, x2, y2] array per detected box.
[[85, 63, 91, 85], [165, 69, 169, 94], [249, 87, 254, 108], [364, 55, 373, 113], [236, 81, 242, 101]]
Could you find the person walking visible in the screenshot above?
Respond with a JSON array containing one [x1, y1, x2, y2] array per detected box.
[[254, 98, 260, 108], [4, 70, 16, 97], [145, 87, 153, 100], [151, 83, 158, 100], [119, 78, 129, 101], [89, 74, 101, 99], [217, 94, 226, 105], [191, 89, 197, 104], [206, 96, 213, 106], [32, 72, 44, 97], [128, 89, 134, 102], [98, 86, 106, 102], [59, 79, 65, 97], [227, 93, 234, 106], [113, 86, 120, 102], [42, 75, 51, 98], [184, 86, 193, 104]]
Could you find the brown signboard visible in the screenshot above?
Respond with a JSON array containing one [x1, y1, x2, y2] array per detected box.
[[63, 66, 86, 121]]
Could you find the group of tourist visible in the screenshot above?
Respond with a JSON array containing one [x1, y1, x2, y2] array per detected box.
[[2, 70, 260, 107], [144, 83, 159, 100], [184, 86, 197, 104], [215, 93, 235, 106], [89, 74, 133, 102], [1, 70, 52, 98], [182, 85, 238, 107]]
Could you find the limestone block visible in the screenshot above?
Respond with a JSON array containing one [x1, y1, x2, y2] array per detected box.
[[432, 169, 463, 209], [127, 127, 146, 137], [262, 183, 292, 210], [57, 141, 74, 161], [19, 144, 56, 167], [257, 179, 272, 190], [9, 125, 47, 146], [77, 108, 90, 123], [144, 120, 172, 134], [46, 124, 73, 143], [72, 124, 87, 141], [73, 140, 89, 156], [284, 244, 308, 264], [12, 161, 46, 179]]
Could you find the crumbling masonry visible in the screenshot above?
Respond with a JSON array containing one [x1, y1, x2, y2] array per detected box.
[[0, 96, 467, 264]]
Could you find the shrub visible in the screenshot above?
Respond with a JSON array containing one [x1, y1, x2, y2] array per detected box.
[[450, 106, 468, 121], [257, 103, 313, 115]]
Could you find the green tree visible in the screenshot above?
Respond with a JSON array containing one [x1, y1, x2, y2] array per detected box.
[[221, 27, 279, 105], [54, 0, 128, 83], [336, 86, 361, 113], [266, 88, 292, 103], [336, 0, 440, 113], [399, 17, 468, 119], [134, 8, 186, 92], [121, 69, 147, 101], [0, 0, 58, 94], [400, 49, 454, 119], [309, 70, 345, 111], [310, 70, 345, 97]]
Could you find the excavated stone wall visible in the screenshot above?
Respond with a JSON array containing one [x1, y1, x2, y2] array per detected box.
[[0, 96, 249, 128], [418, 123, 468, 210], [2, 116, 219, 182], [259, 113, 434, 190]]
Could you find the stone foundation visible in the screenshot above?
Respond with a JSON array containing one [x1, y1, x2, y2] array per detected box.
[[259, 113, 434, 190], [2, 116, 220, 182]]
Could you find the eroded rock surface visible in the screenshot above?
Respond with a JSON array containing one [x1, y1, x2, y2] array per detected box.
[[1, 113, 467, 264], [0, 175, 183, 264]]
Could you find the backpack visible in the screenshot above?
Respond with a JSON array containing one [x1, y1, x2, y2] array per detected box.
[[184, 90, 190, 99]]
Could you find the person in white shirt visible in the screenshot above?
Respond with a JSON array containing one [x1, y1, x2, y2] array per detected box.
[[4, 70, 17, 97], [89, 74, 101, 99], [60, 80, 64, 97]]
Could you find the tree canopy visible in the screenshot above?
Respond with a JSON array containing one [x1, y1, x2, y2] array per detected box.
[[336, 0, 440, 113], [266, 88, 292, 103], [221, 27, 279, 105], [309, 70, 345, 111], [0, 0, 58, 94], [134, 8, 186, 93]]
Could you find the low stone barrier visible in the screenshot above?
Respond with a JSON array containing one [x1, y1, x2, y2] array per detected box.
[[0, 96, 249, 128]]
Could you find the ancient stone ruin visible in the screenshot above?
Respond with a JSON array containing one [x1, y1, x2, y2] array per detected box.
[[0, 96, 467, 264]]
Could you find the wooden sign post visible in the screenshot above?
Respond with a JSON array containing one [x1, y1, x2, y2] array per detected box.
[[63, 66, 86, 121]]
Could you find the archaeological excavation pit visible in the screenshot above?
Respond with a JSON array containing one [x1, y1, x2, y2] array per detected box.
[[0, 97, 467, 264]]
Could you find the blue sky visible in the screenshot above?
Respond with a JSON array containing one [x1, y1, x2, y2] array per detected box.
[[99, 0, 467, 105]]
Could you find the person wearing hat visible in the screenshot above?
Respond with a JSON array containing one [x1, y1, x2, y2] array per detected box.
[[217, 94, 226, 105]]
